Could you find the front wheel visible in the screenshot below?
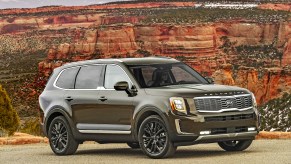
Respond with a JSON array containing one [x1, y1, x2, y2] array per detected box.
[[48, 116, 79, 155], [218, 140, 253, 151], [138, 115, 176, 159]]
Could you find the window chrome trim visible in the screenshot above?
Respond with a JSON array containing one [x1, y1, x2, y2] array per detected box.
[[53, 63, 135, 91]]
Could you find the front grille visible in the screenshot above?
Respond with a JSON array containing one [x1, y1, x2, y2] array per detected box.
[[204, 113, 254, 122], [194, 94, 252, 112]]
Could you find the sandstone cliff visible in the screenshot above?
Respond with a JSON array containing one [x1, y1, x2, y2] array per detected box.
[[0, 2, 290, 118]]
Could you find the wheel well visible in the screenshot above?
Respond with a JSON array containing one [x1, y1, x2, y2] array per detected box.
[[46, 112, 64, 133], [136, 110, 160, 135]]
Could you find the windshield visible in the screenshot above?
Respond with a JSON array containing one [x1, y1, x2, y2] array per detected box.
[[127, 62, 209, 88]]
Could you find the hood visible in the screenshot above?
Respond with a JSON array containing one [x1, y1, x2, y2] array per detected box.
[[144, 84, 250, 97]]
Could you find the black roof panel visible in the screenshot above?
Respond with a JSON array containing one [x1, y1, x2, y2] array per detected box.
[[62, 57, 179, 68]]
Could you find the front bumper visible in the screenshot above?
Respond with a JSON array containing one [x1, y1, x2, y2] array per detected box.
[[195, 131, 257, 143], [168, 110, 259, 146]]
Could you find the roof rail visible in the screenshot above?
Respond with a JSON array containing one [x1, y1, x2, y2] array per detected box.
[[147, 55, 172, 59]]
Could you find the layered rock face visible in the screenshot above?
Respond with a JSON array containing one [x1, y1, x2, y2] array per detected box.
[[0, 2, 290, 115], [36, 21, 291, 104], [258, 3, 291, 11], [212, 65, 291, 104]]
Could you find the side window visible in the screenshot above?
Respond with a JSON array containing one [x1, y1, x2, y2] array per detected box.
[[141, 67, 156, 85], [56, 67, 79, 89], [75, 65, 103, 89], [104, 65, 131, 89]]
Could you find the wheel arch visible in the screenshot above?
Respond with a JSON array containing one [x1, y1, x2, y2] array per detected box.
[[44, 106, 75, 136], [133, 106, 170, 141]]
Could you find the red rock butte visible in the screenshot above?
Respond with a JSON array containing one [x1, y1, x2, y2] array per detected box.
[[0, 2, 290, 107]]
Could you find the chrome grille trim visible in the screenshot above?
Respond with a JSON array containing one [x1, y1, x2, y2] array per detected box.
[[194, 94, 253, 113]]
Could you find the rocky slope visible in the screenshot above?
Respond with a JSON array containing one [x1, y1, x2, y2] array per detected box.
[[0, 2, 290, 118], [258, 3, 291, 11]]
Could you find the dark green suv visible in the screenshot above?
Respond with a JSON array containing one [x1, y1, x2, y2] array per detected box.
[[39, 57, 259, 158]]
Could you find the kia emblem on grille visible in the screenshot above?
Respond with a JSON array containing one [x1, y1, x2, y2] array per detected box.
[[226, 100, 233, 107]]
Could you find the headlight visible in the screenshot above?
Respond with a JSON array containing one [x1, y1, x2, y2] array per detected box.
[[169, 97, 187, 115]]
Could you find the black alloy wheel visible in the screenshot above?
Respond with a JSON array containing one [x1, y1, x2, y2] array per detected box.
[[51, 121, 68, 152], [48, 116, 79, 155], [138, 115, 176, 158]]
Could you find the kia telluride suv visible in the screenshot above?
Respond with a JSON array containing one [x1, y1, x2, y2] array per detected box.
[[39, 57, 259, 158]]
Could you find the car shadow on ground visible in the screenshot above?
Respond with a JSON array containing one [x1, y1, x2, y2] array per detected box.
[[71, 147, 255, 159]]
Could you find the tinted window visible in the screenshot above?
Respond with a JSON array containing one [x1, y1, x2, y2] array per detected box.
[[75, 65, 103, 89], [171, 66, 198, 82], [56, 67, 79, 89], [104, 65, 131, 89], [141, 67, 156, 85], [128, 63, 208, 88]]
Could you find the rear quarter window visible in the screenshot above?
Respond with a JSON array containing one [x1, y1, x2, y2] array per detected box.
[[75, 65, 103, 89], [55, 67, 80, 89]]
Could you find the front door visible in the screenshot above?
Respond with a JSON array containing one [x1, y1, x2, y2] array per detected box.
[[94, 64, 135, 133]]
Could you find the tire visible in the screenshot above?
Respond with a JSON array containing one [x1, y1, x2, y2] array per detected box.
[[218, 140, 253, 151], [138, 115, 176, 159], [127, 142, 140, 149], [48, 116, 79, 155]]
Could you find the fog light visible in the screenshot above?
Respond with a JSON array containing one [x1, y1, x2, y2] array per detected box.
[[200, 131, 211, 135], [248, 127, 256, 131]]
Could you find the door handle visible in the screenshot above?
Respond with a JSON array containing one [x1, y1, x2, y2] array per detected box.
[[99, 96, 107, 102], [65, 96, 73, 102]]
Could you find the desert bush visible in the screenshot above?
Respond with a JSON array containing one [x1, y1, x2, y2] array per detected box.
[[0, 84, 20, 136], [259, 93, 291, 132], [137, 49, 152, 57], [20, 117, 42, 136]]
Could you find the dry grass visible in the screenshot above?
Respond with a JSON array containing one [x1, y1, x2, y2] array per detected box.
[[0, 132, 48, 145], [256, 131, 291, 139]]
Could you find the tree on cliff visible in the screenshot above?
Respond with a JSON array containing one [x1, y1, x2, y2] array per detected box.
[[259, 93, 291, 132], [0, 84, 20, 136]]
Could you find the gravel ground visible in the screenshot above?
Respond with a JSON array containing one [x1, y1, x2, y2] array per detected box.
[[0, 140, 291, 164]]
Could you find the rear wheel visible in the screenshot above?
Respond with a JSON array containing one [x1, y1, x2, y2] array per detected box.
[[218, 140, 253, 151], [48, 116, 79, 155], [138, 115, 176, 159], [127, 142, 140, 149]]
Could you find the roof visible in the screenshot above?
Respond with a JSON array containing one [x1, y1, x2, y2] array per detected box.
[[120, 57, 179, 65], [63, 57, 180, 68]]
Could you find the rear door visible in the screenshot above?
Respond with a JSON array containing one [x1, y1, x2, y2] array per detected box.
[[63, 65, 104, 129]]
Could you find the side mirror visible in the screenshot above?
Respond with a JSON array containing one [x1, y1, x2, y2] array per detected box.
[[205, 77, 214, 84], [114, 81, 129, 91]]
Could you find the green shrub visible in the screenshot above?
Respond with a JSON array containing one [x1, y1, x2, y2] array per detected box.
[[20, 117, 42, 136], [0, 84, 20, 136], [259, 93, 291, 132]]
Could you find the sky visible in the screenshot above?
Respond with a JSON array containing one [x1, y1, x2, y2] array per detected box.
[[0, 0, 132, 9]]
